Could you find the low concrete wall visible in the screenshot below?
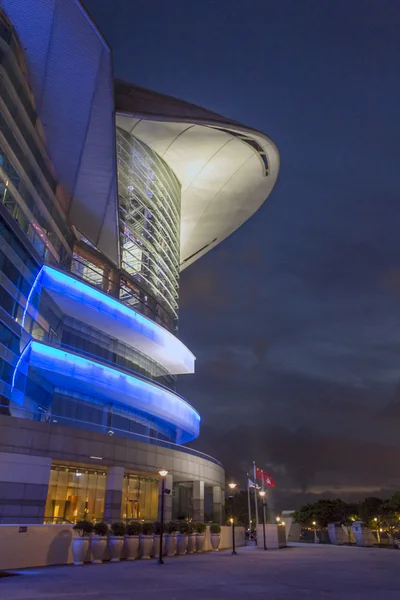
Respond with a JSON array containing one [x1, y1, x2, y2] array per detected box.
[[0, 525, 74, 570], [0, 524, 245, 571], [256, 524, 286, 549], [204, 525, 245, 552], [352, 522, 376, 547]]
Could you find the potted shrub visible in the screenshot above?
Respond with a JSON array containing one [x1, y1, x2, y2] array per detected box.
[[140, 521, 156, 559], [125, 521, 141, 561], [187, 521, 197, 554], [91, 522, 109, 564], [152, 521, 164, 558], [109, 521, 126, 562], [195, 521, 207, 553], [72, 520, 93, 565], [210, 523, 221, 551], [166, 520, 179, 557], [177, 521, 189, 555]]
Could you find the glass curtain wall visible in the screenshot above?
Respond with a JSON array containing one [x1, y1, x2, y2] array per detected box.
[[44, 465, 106, 523], [121, 473, 158, 521], [116, 128, 181, 324]]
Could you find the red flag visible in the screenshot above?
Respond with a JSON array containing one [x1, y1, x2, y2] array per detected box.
[[255, 467, 275, 488]]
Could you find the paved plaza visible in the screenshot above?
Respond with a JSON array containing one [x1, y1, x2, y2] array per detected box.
[[1, 544, 399, 599]]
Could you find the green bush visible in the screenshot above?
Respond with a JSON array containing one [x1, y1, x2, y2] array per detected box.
[[179, 521, 189, 534], [141, 521, 156, 535], [93, 522, 109, 536], [126, 521, 142, 536], [153, 521, 162, 535], [110, 521, 126, 536], [188, 521, 197, 534], [73, 520, 93, 537], [195, 522, 207, 534], [210, 523, 221, 534], [167, 520, 179, 534]]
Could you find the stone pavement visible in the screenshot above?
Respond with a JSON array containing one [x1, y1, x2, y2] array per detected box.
[[1, 544, 400, 599]]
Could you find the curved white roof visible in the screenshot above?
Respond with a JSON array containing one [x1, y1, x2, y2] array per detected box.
[[115, 82, 280, 270]]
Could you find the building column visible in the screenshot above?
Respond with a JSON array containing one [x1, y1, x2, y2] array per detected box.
[[0, 452, 51, 524], [103, 466, 124, 522], [192, 480, 204, 521], [158, 473, 173, 522], [213, 485, 223, 524]]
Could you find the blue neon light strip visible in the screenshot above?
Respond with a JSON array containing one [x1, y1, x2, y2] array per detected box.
[[21, 266, 44, 331], [29, 341, 200, 443], [40, 266, 195, 375]]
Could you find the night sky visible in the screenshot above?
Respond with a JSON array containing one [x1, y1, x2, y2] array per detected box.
[[83, 0, 400, 510]]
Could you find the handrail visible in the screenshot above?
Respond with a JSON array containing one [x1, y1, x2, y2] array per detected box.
[[0, 405, 223, 467], [45, 339, 176, 394], [31, 339, 197, 417]]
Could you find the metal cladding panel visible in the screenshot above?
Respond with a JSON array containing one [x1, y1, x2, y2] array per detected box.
[[1, 0, 119, 265]]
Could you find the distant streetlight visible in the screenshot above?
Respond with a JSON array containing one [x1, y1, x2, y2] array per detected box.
[[158, 469, 168, 564], [259, 490, 267, 550], [312, 521, 319, 544], [228, 483, 237, 555]]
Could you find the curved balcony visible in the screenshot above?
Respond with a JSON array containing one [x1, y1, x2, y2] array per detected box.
[[26, 265, 195, 375], [14, 340, 200, 444]]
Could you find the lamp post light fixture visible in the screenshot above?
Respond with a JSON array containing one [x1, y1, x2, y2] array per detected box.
[[228, 482, 237, 555], [259, 490, 267, 550], [312, 521, 319, 544], [158, 469, 168, 564]]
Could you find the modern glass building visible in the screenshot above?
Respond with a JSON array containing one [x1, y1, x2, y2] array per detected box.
[[0, 0, 279, 525]]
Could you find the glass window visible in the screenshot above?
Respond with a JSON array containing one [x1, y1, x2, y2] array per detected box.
[[44, 465, 106, 523], [122, 474, 158, 521], [0, 321, 19, 353]]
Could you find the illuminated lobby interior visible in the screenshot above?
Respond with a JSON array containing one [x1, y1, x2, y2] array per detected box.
[[0, 0, 279, 524]]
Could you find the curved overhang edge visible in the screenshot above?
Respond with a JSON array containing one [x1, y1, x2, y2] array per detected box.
[[116, 107, 280, 270]]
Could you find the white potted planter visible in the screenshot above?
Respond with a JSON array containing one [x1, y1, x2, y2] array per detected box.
[[109, 522, 126, 562], [210, 523, 221, 551], [125, 522, 142, 560], [195, 523, 207, 553], [177, 533, 188, 555], [91, 522, 109, 564], [72, 521, 93, 565], [140, 522, 156, 559], [166, 533, 177, 556], [188, 532, 197, 554], [125, 534, 140, 560]]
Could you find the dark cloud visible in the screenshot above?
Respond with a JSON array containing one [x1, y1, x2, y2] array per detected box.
[[83, 0, 400, 508]]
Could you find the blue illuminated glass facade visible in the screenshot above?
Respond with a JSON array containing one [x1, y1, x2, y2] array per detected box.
[[0, 7, 198, 447]]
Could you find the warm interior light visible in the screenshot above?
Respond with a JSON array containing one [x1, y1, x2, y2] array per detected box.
[[159, 469, 168, 477], [228, 482, 237, 489]]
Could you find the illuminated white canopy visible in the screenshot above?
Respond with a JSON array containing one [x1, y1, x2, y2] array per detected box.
[[115, 81, 280, 270]]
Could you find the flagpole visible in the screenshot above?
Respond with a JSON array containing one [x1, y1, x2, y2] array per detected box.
[[253, 461, 259, 527], [246, 472, 252, 530], [262, 479, 266, 526]]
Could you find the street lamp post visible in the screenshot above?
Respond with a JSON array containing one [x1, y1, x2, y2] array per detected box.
[[259, 491, 267, 550], [158, 469, 168, 564], [312, 521, 319, 544], [228, 483, 237, 555]]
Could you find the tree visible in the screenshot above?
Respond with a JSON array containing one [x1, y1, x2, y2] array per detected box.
[[359, 497, 384, 527], [379, 493, 400, 547], [224, 490, 265, 527], [293, 499, 359, 542]]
